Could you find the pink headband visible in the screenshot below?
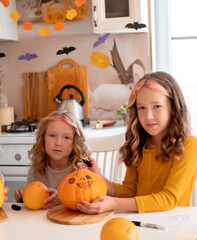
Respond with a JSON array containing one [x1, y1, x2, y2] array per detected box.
[[43, 115, 80, 136]]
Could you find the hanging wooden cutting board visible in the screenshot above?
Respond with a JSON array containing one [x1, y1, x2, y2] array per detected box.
[[0, 208, 8, 222], [47, 204, 114, 225], [23, 72, 48, 121], [47, 59, 89, 117]]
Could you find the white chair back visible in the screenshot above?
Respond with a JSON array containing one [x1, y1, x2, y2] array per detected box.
[[86, 133, 126, 183], [191, 180, 196, 206]]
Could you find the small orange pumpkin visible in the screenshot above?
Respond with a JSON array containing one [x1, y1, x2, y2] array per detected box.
[[100, 217, 139, 240], [58, 169, 107, 211], [23, 181, 50, 210], [0, 178, 5, 208]]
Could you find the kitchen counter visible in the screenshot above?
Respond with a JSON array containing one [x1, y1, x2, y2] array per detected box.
[[0, 121, 127, 144], [1, 203, 197, 240]]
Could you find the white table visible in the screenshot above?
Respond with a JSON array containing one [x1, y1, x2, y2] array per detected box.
[[1, 203, 197, 240]]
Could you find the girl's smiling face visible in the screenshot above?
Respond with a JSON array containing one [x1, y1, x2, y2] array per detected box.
[[44, 119, 75, 169], [136, 87, 172, 142]]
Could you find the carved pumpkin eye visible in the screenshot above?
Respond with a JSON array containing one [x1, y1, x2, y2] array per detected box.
[[85, 175, 92, 179], [69, 178, 76, 184]]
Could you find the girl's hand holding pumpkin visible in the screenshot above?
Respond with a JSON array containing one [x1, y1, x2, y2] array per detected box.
[[43, 188, 61, 209], [77, 195, 116, 214]]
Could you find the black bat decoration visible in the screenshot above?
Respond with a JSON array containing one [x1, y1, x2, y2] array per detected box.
[[93, 33, 111, 48], [18, 53, 38, 61], [56, 46, 76, 55], [0, 52, 6, 58], [125, 22, 147, 30]]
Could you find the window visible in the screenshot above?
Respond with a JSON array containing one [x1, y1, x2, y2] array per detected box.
[[151, 0, 197, 135]]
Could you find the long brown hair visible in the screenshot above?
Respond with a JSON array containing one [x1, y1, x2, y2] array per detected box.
[[28, 110, 90, 176], [119, 71, 190, 167]]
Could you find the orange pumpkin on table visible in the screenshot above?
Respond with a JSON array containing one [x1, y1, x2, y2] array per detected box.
[[23, 181, 50, 210], [100, 217, 139, 240], [0, 178, 5, 208], [58, 168, 107, 211]]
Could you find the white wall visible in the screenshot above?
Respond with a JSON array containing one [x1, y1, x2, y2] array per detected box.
[[0, 31, 150, 121]]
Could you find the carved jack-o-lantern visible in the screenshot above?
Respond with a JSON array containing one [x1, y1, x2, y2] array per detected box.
[[58, 169, 107, 211]]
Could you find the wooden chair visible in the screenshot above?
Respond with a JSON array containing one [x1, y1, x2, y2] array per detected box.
[[86, 132, 126, 183]]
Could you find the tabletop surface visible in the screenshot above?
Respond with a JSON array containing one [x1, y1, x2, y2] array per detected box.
[[1, 203, 197, 240]]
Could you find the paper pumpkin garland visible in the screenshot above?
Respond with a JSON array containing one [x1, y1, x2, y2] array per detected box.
[[54, 21, 65, 31], [22, 21, 33, 31], [74, 0, 87, 7], [39, 27, 50, 36], [66, 9, 77, 20], [10, 10, 19, 22], [0, 0, 9, 7], [2, 0, 91, 37]]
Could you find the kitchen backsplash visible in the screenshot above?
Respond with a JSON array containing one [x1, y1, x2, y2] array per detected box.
[[0, 31, 150, 121]]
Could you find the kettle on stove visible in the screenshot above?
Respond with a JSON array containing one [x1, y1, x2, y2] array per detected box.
[[53, 84, 89, 126]]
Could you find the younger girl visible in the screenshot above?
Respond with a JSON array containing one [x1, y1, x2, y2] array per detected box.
[[77, 71, 197, 214], [14, 110, 90, 209]]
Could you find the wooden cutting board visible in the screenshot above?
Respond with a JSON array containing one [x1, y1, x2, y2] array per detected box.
[[47, 204, 114, 225], [47, 59, 89, 117], [0, 208, 8, 222], [23, 72, 48, 121]]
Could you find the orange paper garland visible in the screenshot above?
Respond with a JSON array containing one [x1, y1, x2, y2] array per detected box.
[[23, 21, 33, 31], [54, 21, 65, 31], [75, 0, 86, 7], [10, 10, 19, 22], [0, 0, 9, 7]]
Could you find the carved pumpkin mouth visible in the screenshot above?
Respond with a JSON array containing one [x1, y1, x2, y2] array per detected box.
[[76, 181, 93, 189]]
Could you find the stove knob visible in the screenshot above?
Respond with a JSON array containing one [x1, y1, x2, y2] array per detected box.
[[15, 153, 21, 161]]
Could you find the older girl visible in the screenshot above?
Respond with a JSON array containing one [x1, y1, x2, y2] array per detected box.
[[77, 71, 197, 214]]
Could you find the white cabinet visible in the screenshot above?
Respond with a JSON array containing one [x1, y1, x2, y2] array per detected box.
[[0, 1, 18, 40], [92, 0, 149, 33]]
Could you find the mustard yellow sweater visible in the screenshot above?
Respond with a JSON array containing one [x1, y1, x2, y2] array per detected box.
[[114, 135, 197, 213]]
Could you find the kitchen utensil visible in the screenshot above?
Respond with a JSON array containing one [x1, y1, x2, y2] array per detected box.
[[96, 120, 117, 129], [53, 84, 86, 121], [23, 60, 89, 121], [47, 204, 114, 225], [0, 208, 8, 222], [48, 59, 89, 117], [23, 72, 48, 121]]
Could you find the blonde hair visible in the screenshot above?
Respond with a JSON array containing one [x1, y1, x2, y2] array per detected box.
[[28, 109, 90, 176], [119, 71, 190, 167]]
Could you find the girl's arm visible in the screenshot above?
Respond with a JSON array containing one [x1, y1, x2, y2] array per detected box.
[[77, 196, 138, 214]]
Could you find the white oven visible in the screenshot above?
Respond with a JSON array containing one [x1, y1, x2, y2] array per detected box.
[[0, 133, 35, 202]]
